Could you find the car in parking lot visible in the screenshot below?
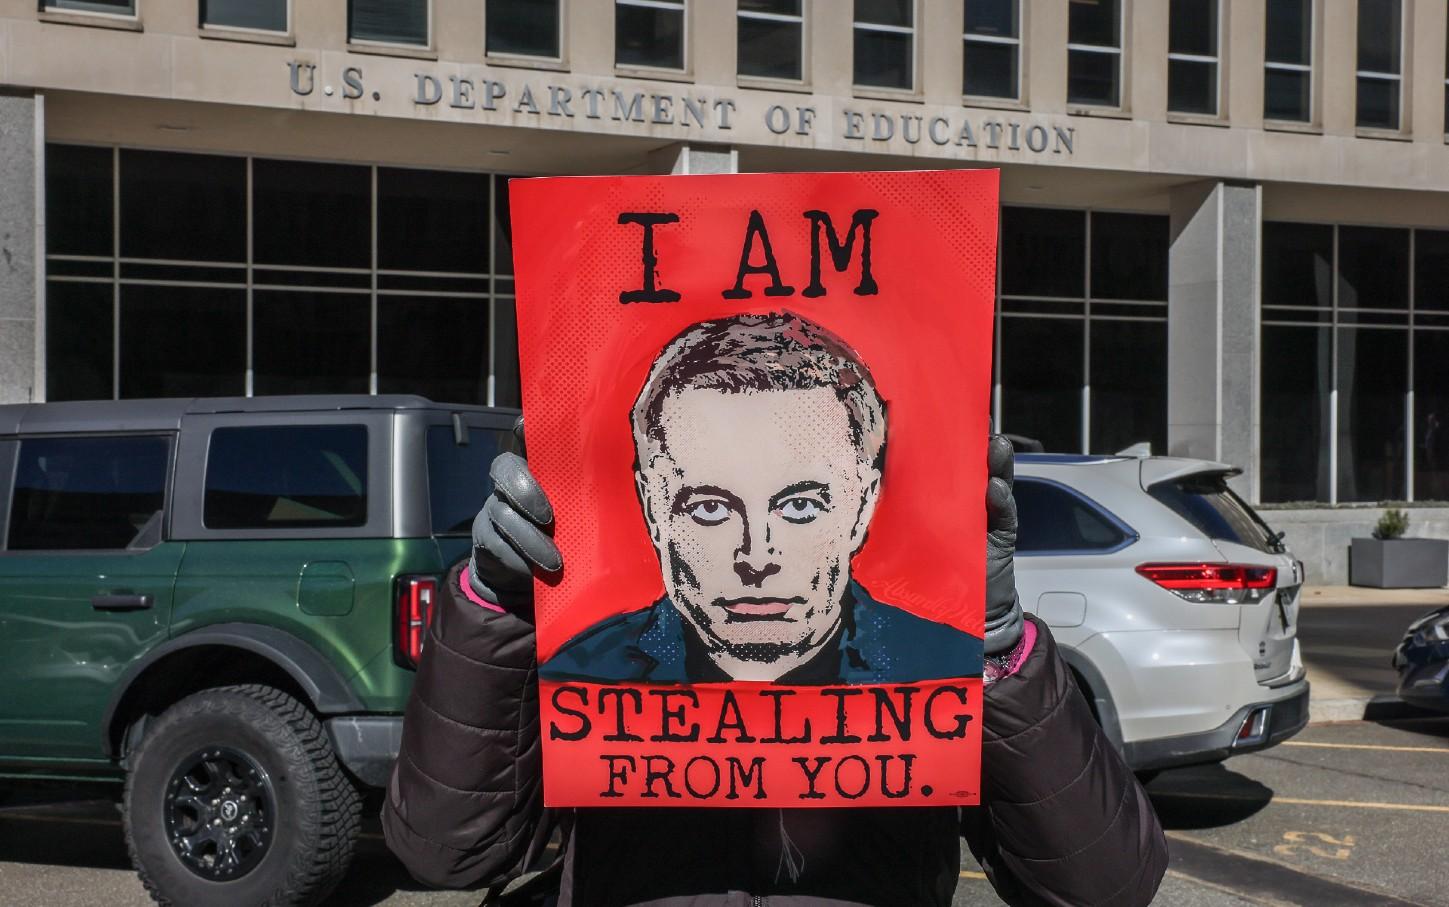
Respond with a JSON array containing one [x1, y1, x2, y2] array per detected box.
[[0, 395, 516, 905], [1013, 453, 1310, 773], [1392, 604, 1449, 712]]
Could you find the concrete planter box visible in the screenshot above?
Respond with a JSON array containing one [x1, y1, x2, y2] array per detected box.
[[1349, 538, 1449, 588]]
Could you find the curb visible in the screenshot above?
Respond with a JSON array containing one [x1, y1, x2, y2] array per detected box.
[[1308, 694, 1433, 724]]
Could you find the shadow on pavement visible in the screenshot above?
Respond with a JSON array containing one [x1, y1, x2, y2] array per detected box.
[[1373, 714, 1449, 738], [1144, 763, 1273, 830]]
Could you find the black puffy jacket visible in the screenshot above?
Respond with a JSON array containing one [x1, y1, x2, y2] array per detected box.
[[382, 563, 1167, 906]]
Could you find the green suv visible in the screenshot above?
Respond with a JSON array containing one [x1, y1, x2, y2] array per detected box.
[[0, 395, 517, 905]]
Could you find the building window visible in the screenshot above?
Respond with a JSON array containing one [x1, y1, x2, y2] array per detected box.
[[43, 0, 134, 15], [486, 0, 561, 58], [738, 0, 804, 82], [201, 0, 287, 31], [1067, 0, 1121, 107], [854, 0, 914, 91], [349, 0, 428, 46], [1356, 0, 1402, 130], [1264, 0, 1312, 122], [616, 0, 686, 70], [43, 144, 522, 408], [1168, 0, 1218, 115], [1259, 221, 1449, 504], [997, 207, 1168, 456], [963, 0, 1020, 100]]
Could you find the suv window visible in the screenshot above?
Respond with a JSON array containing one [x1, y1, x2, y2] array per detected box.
[[1015, 478, 1130, 553], [426, 425, 511, 534], [7, 435, 170, 550], [204, 425, 367, 529], [1149, 474, 1282, 554]]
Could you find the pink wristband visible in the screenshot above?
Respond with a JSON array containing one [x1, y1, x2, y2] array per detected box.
[[458, 570, 506, 613], [1003, 620, 1037, 677]]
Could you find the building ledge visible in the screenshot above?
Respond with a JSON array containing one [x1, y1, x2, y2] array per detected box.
[[199, 26, 295, 47], [484, 53, 570, 74], [37, 9, 142, 32], [345, 41, 437, 61]]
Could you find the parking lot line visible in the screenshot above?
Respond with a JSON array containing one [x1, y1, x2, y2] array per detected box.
[[958, 870, 986, 880], [1153, 790, 1449, 814], [1282, 741, 1449, 755]]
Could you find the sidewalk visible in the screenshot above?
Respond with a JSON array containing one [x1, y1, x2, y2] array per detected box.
[[1296, 584, 1447, 723]]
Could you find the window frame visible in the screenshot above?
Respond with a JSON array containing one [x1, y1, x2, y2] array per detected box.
[[484, 0, 566, 66], [614, 0, 689, 75], [1, 431, 175, 555], [852, 0, 919, 95], [736, 0, 807, 86], [1263, 0, 1317, 127], [346, 0, 434, 53], [1166, 0, 1223, 119], [1354, 0, 1406, 134], [1065, 0, 1125, 110], [198, 0, 292, 41], [962, 0, 1023, 103]]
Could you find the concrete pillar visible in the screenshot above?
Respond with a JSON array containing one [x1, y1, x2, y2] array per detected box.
[[651, 143, 739, 175], [1167, 180, 1262, 500], [0, 92, 41, 404]]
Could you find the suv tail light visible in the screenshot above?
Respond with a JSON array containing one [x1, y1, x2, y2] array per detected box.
[[1136, 563, 1278, 604], [395, 575, 438, 668]]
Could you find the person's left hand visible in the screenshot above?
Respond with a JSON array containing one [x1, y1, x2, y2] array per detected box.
[[984, 432, 1023, 655]]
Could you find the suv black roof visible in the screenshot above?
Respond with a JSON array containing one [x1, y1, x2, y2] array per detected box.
[[0, 395, 516, 436]]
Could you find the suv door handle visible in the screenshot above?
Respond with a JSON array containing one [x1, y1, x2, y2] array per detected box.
[[91, 594, 153, 612]]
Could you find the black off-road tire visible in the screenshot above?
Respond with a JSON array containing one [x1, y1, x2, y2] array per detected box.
[[123, 684, 362, 906]]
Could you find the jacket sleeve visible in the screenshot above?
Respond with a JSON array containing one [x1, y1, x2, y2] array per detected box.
[[381, 562, 551, 889], [964, 616, 1168, 907]]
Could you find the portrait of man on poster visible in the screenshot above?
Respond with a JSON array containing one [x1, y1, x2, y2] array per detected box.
[[539, 311, 983, 685]]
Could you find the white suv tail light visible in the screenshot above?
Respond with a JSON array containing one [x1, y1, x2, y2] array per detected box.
[[1135, 563, 1278, 604]]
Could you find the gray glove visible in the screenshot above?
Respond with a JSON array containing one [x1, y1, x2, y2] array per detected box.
[[467, 418, 561, 611], [984, 432, 1024, 655]]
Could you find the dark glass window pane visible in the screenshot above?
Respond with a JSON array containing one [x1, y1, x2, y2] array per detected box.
[[8, 436, 167, 551], [494, 298, 521, 407], [1337, 328, 1407, 502], [253, 159, 370, 269], [45, 0, 133, 14], [1260, 325, 1331, 502], [1014, 480, 1126, 552], [854, 27, 913, 89], [201, 0, 286, 30], [494, 175, 515, 275], [1264, 67, 1311, 121], [1263, 222, 1332, 307], [377, 297, 490, 404], [1265, 0, 1310, 64], [253, 291, 371, 396], [1068, 49, 1120, 106], [45, 281, 113, 402], [742, 0, 800, 12], [46, 144, 112, 257], [1002, 207, 1086, 298], [1357, 0, 1401, 74], [1414, 331, 1449, 501], [487, 0, 560, 57], [1169, 0, 1216, 56], [1002, 317, 1083, 453], [856, 0, 911, 27], [964, 41, 1017, 98], [427, 425, 506, 533], [1149, 476, 1281, 554], [349, 0, 428, 44], [1169, 59, 1217, 115], [965, 0, 1016, 37], [1091, 213, 1168, 301], [1068, 0, 1119, 47], [378, 167, 490, 274], [1090, 319, 1166, 454], [1356, 77, 1400, 129], [616, 3, 685, 69], [119, 285, 245, 398], [739, 17, 803, 80], [120, 150, 245, 263], [1338, 226, 1408, 310], [1414, 230, 1449, 311], [204, 425, 368, 529]]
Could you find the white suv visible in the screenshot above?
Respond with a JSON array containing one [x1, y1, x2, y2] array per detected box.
[[1014, 454, 1309, 772]]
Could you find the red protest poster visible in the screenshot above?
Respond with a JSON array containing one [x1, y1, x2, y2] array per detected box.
[[510, 170, 997, 808]]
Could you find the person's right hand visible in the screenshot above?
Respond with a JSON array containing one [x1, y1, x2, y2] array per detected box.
[[467, 418, 561, 611]]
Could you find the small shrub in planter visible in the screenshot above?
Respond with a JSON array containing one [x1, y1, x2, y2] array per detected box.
[[1351, 508, 1448, 589], [1373, 508, 1409, 540]]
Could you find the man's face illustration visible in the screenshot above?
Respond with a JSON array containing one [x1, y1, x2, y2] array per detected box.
[[637, 385, 881, 680]]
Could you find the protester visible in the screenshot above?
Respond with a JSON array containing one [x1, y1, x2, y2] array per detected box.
[[382, 421, 1168, 906]]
